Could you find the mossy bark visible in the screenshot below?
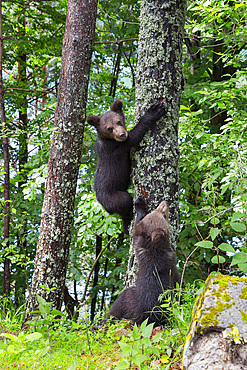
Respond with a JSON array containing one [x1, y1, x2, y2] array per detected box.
[[25, 0, 98, 317], [125, 0, 186, 287]]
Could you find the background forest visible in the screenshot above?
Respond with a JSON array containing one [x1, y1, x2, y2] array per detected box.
[[1, 0, 247, 325]]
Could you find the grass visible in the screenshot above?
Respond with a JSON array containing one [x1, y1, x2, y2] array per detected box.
[[0, 318, 122, 369], [0, 282, 202, 369]]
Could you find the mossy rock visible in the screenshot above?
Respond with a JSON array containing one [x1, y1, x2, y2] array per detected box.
[[183, 274, 247, 369]]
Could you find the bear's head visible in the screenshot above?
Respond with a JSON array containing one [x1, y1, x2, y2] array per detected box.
[[134, 201, 170, 244], [87, 100, 128, 142]]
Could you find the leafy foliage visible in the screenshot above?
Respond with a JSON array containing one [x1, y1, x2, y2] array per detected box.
[[178, 0, 247, 282], [0, 0, 247, 320]]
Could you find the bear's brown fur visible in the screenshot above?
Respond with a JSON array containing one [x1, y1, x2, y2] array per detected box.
[[106, 197, 180, 326], [87, 101, 165, 234]]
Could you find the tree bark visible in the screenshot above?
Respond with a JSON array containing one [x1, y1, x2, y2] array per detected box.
[[125, 0, 186, 286], [16, 14, 28, 306], [25, 0, 98, 317], [0, 0, 11, 297], [109, 43, 122, 98], [90, 235, 102, 321]]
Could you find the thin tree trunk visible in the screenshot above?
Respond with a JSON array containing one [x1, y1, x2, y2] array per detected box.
[[25, 0, 98, 318], [100, 257, 108, 311], [210, 39, 226, 129], [109, 43, 122, 98], [16, 17, 28, 306], [90, 235, 102, 321], [0, 0, 11, 297], [125, 0, 186, 286], [110, 232, 124, 303]]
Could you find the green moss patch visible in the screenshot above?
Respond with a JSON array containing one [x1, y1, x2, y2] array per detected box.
[[240, 286, 247, 300]]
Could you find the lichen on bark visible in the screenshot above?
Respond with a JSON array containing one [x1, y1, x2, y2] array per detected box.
[[125, 0, 186, 287]]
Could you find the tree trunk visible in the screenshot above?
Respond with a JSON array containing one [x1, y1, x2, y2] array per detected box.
[[210, 38, 226, 130], [90, 235, 102, 321], [100, 257, 108, 311], [16, 17, 28, 306], [25, 0, 98, 317], [109, 43, 122, 98], [0, 0, 11, 297], [125, 0, 186, 286]]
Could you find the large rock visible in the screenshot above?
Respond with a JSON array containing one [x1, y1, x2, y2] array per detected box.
[[182, 274, 247, 369]]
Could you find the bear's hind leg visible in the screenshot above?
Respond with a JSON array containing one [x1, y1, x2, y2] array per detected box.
[[122, 216, 131, 235], [107, 288, 137, 321], [106, 191, 133, 234]]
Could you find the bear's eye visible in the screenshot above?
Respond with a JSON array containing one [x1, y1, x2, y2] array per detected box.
[[117, 121, 122, 126], [107, 127, 113, 133]]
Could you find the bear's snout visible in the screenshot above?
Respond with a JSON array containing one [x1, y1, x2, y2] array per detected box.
[[115, 131, 128, 142], [119, 132, 127, 140]]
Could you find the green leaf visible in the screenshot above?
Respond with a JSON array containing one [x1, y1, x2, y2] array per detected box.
[[25, 332, 43, 342], [12, 208, 16, 214], [238, 263, 247, 273], [218, 243, 235, 253], [230, 222, 246, 233], [231, 212, 243, 222], [0, 333, 18, 342], [194, 182, 200, 191], [36, 294, 51, 315], [230, 252, 247, 266], [210, 217, 220, 225], [195, 241, 213, 249], [118, 341, 131, 356], [166, 346, 172, 357], [141, 321, 154, 338], [180, 105, 190, 111], [152, 346, 161, 356], [140, 318, 148, 328], [36, 294, 47, 307], [210, 227, 220, 241], [235, 3, 245, 9], [115, 359, 130, 370], [211, 255, 226, 264], [152, 331, 163, 343], [133, 354, 148, 368], [51, 310, 65, 317], [132, 324, 140, 340]]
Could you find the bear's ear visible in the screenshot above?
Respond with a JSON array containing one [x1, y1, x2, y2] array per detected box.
[[111, 100, 123, 113], [156, 201, 169, 219], [87, 115, 101, 128], [151, 229, 165, 243]]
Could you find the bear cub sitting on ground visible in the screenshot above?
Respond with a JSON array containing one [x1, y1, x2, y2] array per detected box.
[[106, 196, 180, 326], [87, 100, 165, 234]]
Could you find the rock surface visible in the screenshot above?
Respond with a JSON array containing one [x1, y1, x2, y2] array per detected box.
[[182, 274, 247, 369]]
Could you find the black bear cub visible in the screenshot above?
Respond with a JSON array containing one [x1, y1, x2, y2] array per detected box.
[[87, 100, 165, 234], [106, 197, 180, 326]]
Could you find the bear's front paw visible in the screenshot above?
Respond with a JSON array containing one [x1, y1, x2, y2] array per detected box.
[[145, 103, 165, 123], [135, 196, 148, 223]]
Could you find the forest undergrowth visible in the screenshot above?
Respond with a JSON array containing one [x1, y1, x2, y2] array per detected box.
[[0, 282, 202, 370]]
